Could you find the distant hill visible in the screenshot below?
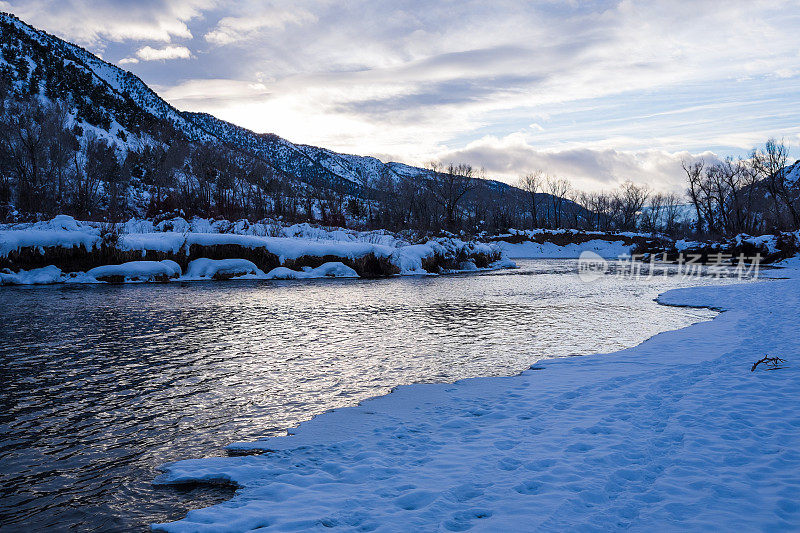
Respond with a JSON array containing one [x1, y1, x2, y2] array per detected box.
[[0, 11, 595, 231]]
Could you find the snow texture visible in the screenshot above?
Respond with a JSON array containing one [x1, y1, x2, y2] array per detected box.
[[0, 215, 101, 257], [87, 260, 181, 282], [182, 259, 357, 281], [120, 232, 395, 263], [152, 264, 800, 532], [498, 239, 634, 259], [0, 265, 64, 285], [183, 259, 265, 280], [0, 216, 512, 283], [264, 262, 358, 280]]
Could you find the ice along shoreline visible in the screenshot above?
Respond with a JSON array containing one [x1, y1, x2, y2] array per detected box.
[[151, 263, 799, 531]]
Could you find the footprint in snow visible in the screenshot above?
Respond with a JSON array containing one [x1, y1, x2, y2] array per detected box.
[[514, 480, 544, 495], [442, 509, 493, 531], [394, 490, 438, 510]]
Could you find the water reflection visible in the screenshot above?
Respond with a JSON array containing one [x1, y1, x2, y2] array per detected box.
[[0, 260, 744, 531]]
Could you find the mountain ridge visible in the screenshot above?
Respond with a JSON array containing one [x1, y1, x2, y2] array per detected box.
[[0, 11, 448, 193]]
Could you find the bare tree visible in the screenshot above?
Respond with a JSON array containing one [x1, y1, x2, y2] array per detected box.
[[641, 192, 665, 234], [426, 162, 478, 231], [546, 176, 570, 228], [576, 191, 594, 230], [617, 180, 649, 231], [661, 192, 685, 237], [683, 158, 706, 235], [517, 171, 542, 228], [752, 138, 798, 229], [73, 134, 118, 218]]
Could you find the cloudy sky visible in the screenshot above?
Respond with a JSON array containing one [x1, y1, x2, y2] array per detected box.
[[4, 0, 800, 191]]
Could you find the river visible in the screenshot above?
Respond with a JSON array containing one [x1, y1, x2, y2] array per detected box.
[[0, 259, 747, 531]]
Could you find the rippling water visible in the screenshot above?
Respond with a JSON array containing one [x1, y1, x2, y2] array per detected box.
[[0, 260, 746, 531]]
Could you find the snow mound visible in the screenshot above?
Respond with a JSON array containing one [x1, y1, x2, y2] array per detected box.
[[184, 259, 265, 280], [498, 239, 634, 259], [0, 217, 100, 257], [490, 258, 517, 270], [457, 260, 478, 271], [50, 215, 82, 231], [86, 260, 181, 282], [0, 265, 64, 285], [264, 262, 358, 280]]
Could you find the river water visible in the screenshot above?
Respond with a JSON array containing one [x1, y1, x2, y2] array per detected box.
[[0, 259, 748, 531]]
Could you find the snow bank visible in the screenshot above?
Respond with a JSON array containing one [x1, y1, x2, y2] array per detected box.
[[126, 232, 397, 263], [1, 260, 184, 285], [675, 239, 704, 252], [389, 240, 500, 274], [0, 259, 359, 284], [507, 228, 653, 239], [182, 260, 359, 281], [0, 215, 100, 257], [0, 215, 513, 283], [183, 259, 265, 280], [390, 242, 443, 274], [489, 258, 517, 270], [264, 262, 358, 280], [0, 265, 64, 285], [152, 269, 800, 532], [86, 260, 181, 282], [498, 239, 634, 259]]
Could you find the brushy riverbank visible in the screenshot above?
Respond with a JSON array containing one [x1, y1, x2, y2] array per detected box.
[[0, 216, 511, 284]]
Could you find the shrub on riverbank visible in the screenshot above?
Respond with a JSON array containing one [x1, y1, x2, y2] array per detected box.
[[0, 215, 511, 282]]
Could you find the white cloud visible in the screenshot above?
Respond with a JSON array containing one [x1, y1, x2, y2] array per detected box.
[[205, 7, 316, 45], [156, 1, 799, 169], [118, 57, 139, 65], [434, 133, 721, 193], [6, 0, 799, 190], [158, 79, 269, 103], [135, 45, 192, 61], [3, 0, 214, 45]]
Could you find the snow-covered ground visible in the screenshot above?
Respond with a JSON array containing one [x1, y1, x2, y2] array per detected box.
[[498, 239, 634, 259], [152, 262, 800, 532], [495, 228, 649, 259]]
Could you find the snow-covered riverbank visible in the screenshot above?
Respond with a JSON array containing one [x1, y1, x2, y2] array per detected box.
[[0, 216, 514, 284], [497, 238, 635, 259], [153, 263, 800, 531], [492, 228, 656, 259]]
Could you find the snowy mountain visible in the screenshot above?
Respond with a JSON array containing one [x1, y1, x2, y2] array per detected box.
[[0, 11, 437, 193], [0, 11, 587, 231], [0, 12, 533, 196], [786, 160, 800, 186], [0, 12, 212, 144], [182, 112, 368, 192]]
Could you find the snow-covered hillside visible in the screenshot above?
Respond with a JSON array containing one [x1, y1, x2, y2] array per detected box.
[[0, 12, 432, 194], [0, 11, 538, 211], [0, 12, 211, 144]]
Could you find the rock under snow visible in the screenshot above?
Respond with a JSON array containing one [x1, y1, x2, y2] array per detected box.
[[0, 265, 64, 285], [264, 262, 358, 280], [86, 260, 182, 283], [183, 258, 265, 280]]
